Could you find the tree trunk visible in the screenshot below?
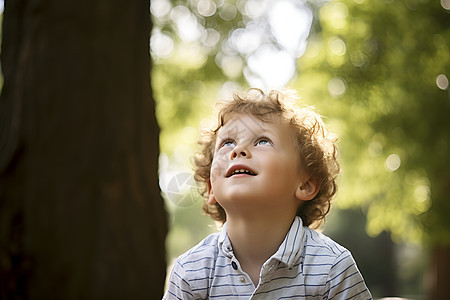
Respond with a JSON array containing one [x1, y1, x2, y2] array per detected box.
[[0, 0, 167, 299], [429, 245, 450, 299]]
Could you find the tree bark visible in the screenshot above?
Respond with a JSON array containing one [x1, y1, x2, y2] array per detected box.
[[0, 0, 167, 299], [429, 246, 450, 299]]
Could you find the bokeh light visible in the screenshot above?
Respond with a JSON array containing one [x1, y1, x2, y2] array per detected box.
[[150, 30, 174, 58], [328, 77, 347, 97], [197, 0, 216, 17], [385, 154, 401, 172], [436, 74, 449, 90]]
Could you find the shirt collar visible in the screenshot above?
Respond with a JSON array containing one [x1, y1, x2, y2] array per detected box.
[[271, 216, 305, 269], [218, 222, 234, 259], [218, 216, 306, 268]]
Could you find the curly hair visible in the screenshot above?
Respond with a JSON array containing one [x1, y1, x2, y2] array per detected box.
[[193, 88, 340, 228]]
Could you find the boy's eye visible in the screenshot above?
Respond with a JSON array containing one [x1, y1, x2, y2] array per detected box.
[[221, 140, 236, 148], [255, 138, 272, 146]]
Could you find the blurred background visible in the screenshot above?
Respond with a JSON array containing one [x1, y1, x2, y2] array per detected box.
[[152, 0, 450, 299]]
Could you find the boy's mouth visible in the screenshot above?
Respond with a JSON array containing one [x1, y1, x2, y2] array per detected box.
[[226, 165, 257, 177]]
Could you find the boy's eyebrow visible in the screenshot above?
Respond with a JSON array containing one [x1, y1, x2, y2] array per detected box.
[[217, 122, 277, 142]]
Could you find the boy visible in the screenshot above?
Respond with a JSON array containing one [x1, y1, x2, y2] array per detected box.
[[164, 89, 372, 299]]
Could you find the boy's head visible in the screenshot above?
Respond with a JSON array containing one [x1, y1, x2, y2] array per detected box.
[[194, 88, 339, 228]]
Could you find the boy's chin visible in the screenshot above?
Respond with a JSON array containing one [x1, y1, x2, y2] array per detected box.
[[217, 192, 259, 203], [218, 196, 278, 211], [216, 195, 259, 210]]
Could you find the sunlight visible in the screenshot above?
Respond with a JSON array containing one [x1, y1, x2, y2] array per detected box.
[[217, 54, 244, 79], [171, 5, 203, 42], [244, 0, 268, 18], [150, 0, 171, 19], [268, 0, 312, 57], [150, 30, 174, 58], [436, 74, 449, 90], [245, 0, 312, 88], [230, 26, 263, 54], [197, 0, 216, 17], [322, 2, 348, 29], [150, 0, 313, 88], [328, 77, 347, 97], [385, 154, 401, 172], [329, 37, 347, 56], [219, 3, 237, 21], [246, 45, 295, 88], [201, 28, 220, 48]]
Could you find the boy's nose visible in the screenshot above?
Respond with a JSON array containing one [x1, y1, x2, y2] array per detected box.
[[230, 145, 252, 159]]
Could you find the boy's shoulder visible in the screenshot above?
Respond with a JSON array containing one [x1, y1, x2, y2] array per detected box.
[[176, 230, 222, 268], [165, 231, 229, 299], [300, 227, 372, 298], [303, 226, 350, 259]]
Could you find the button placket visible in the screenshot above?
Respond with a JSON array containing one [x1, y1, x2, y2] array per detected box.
[[229, 260, 255, 288]]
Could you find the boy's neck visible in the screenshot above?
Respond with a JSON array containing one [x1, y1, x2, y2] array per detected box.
[[226, 211, 296, 287]]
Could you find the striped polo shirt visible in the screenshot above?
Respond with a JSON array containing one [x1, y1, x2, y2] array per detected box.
[[164, 216, 372, 299]]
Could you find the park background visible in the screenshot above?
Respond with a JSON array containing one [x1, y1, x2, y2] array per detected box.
[[154, 0, 449, 299], [0, 0, 449, 299]]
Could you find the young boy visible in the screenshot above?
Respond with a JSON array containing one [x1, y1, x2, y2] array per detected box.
[[163, 89, 372, 299]]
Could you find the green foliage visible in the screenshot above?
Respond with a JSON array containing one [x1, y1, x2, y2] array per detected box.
[[153, 1, 449, 297], [295, 0, 450, 244], [154, 0, 450, 254], [151, 1, 250, 156]]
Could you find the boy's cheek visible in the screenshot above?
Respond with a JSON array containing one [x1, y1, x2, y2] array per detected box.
[[210, 157, 229, 183]]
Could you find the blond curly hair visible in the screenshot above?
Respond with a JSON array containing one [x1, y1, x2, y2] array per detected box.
[[194, 88, 339, 228]]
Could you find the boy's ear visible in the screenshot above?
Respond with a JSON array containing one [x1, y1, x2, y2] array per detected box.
[[295, 177, 320, 201], [207, 180, 217, 205]]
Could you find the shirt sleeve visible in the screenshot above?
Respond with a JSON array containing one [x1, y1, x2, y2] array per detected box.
[[163, 260, 194, 300], [325, 250, 372, 300]]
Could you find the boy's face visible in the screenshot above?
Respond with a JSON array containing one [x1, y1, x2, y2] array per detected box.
[[209, 113, 309, 216]]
